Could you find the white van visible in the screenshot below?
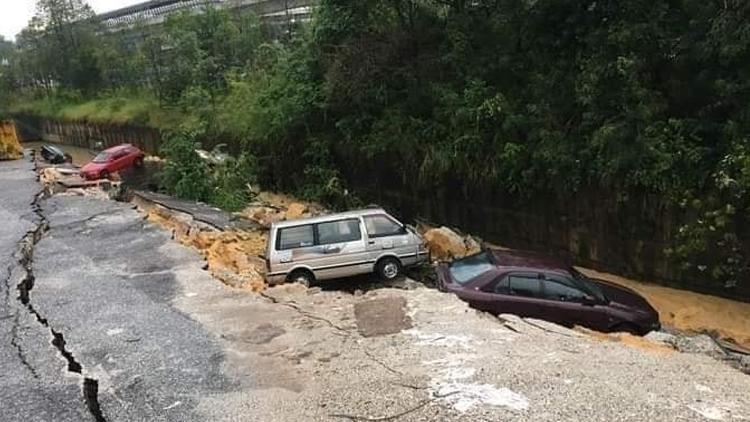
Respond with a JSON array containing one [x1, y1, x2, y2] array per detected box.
[[265, 208, 429, 286]]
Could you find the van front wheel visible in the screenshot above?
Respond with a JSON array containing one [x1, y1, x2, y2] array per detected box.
[[287, 269, 315, 287], [376, 257, 403, 281]]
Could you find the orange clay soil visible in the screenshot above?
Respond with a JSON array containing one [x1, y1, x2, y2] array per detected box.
[[146, 206, 268, 292], [577, 267, 750, 350], [575, 327, 675, 355]]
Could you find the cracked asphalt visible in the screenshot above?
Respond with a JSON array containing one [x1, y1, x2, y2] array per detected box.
[[0, 155, 90, 421], [3, 154, 750, 422]]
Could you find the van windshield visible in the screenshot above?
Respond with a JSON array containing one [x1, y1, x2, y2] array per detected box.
[[449, 252, 494, 284]]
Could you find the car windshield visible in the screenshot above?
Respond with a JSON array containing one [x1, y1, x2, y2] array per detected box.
[[92, 152, 111, 163], [449, 252, 495, 285], [570, 268, 607, 302]]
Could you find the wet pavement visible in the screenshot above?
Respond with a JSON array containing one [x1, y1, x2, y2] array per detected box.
[[0, 154, 91, 421], [3, 153, 750, 421]]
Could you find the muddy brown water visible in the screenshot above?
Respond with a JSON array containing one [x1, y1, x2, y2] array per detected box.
[[24, 141, 96, 166]]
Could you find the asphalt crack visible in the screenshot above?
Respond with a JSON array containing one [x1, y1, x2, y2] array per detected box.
[[14, 190, 107, 422]]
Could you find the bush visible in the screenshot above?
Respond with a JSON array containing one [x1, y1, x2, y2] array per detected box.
[[158, 133, 213, 202]]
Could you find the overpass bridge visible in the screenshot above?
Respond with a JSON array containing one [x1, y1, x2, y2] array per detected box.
[[98, 0, 315, 30]]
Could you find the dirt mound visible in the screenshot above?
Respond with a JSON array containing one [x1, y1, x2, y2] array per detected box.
[[422, 226, 481, 261], [576, 326, 676, 355], [239, 194, 325, 228], [0, 121, 23, 161]]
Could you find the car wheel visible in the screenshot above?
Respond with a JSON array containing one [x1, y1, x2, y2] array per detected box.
[[376, 257, 403, 281], [99, 170, 110, 180], [134, 156, 144, 168], [287, 269, 315, 287], [611, 322, 642, 336]]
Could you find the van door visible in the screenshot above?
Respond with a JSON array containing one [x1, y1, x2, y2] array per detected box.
[[312, 218, 370, 280], [363, 214, 412, 261]]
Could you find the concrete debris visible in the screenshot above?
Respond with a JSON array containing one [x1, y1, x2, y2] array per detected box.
[[422, 226, 482, 262], [674, 334, 727, 357], [645, 331, 679, 347]]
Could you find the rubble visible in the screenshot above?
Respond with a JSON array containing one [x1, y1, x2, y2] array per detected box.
[[143, 203, 268, 291], [645, 331, 679, 348], [674, 334, 727, 357], [422, 226, 481, 261], [285, 202, 309, 220]]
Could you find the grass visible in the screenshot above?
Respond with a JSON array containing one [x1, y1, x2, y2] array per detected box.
[[9, 91, 185, 129]]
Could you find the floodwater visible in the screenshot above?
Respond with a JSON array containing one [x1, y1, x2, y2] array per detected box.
[[578, 266, 750, 351], [23, 141, 97, 166]]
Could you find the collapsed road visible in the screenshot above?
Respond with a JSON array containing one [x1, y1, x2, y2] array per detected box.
[[3, 154, 750, 421]]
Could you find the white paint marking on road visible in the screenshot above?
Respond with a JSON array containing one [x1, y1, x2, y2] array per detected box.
[[106, 328, 124, 336]]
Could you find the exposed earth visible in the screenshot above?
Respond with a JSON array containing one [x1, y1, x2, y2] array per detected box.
[[2, 151, 750, 421]]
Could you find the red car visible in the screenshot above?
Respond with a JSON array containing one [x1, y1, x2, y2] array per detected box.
[[437, 249, 660, 335], [80, 144, 145, 180]]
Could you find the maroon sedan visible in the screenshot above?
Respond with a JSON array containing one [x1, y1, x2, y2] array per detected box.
[[437, 249, 660, 335], [80, 144, 144, 180]]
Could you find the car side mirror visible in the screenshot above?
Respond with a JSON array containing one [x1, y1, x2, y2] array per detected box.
[[399, 225, 408, 235]]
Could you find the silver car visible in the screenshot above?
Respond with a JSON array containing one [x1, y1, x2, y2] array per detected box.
[[265, 208, 429, 286]]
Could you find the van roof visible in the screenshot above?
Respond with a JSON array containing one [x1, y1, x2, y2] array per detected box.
[[272, 208, 389, 229]]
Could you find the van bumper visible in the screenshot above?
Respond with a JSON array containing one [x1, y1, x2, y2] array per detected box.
[[265, 272, 287, 285]]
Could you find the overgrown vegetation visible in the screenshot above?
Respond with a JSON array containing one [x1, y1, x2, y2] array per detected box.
[[4, 0, 750, 291]]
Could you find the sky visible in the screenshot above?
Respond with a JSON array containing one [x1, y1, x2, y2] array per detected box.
[[1, 0, 142, 41]]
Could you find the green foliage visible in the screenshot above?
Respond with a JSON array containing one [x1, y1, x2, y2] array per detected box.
[[159, 133, 213, 202], [211, 152, 258, 212], [7, 0, 750, 289], [159, 133, 258, 212]]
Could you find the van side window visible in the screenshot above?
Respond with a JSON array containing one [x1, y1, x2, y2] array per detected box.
[[316, 219, 361, 245], [364, 215, 403, 238], [277, 225, 314, 250]]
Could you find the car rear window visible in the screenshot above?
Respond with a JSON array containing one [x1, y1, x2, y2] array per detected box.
[[277, 225, 314, 250], [449, 252, 494, 284]]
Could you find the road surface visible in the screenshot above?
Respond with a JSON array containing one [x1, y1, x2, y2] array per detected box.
[[2, 154, 750, 422]]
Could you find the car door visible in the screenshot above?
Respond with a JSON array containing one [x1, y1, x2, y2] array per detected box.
[[502, 272, 546, 318], [110, 150, 129, 171], [538, 273, 609, 330], [312, 218, 370, 279], [363, 214, 411, 260], [461, 272, 545, 317]]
